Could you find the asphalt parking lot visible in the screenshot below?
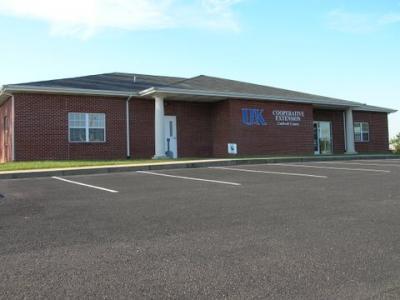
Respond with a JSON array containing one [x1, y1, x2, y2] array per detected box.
[[1, 159, 400, 299]]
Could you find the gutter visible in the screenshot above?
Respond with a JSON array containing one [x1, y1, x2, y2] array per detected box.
[[2, 83, 397, 114], [140, 87, 397, 113], [3, 84, 136, 98], [139, 86, 365, 108], [353, 105, 397, 114]]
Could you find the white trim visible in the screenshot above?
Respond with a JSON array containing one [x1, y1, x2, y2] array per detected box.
[[1, 85, 396, 113], [139, 87, 363, 108], [353, 105, 397, 114], [354, 122, 370, 143], [164, 115, 178, 158], [68, 112, 106, 143], [3, 85, 135, 97]]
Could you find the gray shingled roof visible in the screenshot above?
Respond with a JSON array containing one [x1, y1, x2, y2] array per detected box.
[[168, 75, 362, 107], [13, 73, 185, 93], [3, 72, 396, 112], [12, 72, 358, 105]]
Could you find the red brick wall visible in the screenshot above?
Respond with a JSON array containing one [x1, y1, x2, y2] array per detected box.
[[132, 99, 316, 158], [165, 101, 213, 157], [219, 99, 314, 157], [130, 99, 154, 159], [313, 110, 346, 154], [0, 98, 13, 162], [9, 93, 391, 161], [14, 93, 127, 161], [353, 111, 390, 153], [130, 99, 213, 158], [211, 101, 232, 157]]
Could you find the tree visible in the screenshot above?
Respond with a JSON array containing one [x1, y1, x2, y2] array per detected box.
[[390, 133, 400, 153]]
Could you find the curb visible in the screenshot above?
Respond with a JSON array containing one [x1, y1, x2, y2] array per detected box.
[[0, 154, 398, 180]]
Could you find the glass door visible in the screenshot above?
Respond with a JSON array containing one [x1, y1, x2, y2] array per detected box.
[[314, 121, 332, 155], [313, 122, 320, 154]]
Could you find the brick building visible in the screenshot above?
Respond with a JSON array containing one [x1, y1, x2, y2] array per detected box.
[[0, 73, 396, 162]]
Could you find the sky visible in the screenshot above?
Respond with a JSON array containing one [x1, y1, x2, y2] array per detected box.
[[0, 0, 399, 138]]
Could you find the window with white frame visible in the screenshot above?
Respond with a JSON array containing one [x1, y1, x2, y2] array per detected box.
[[68, 113, 106, 142], [354, 122, 369, 142]]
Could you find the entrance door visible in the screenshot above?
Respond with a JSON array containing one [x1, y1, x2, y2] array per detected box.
[[314, 121, 332, 155], [164, 116, 178, 158]]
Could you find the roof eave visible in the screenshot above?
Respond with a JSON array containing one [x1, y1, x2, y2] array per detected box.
[[2, 84, 138, 98], [2, 84, 396, 114], [353, 106, 397, 114], [139, 87, 362, 108], [0, 87, 8, 105]]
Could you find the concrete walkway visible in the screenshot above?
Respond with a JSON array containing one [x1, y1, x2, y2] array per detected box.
[[0, 154, 398, 179]]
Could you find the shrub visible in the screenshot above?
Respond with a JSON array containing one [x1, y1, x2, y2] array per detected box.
[[390, 133, 400, 154]]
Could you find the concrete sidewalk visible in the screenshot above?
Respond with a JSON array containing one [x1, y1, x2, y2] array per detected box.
[[0, 154, 398, 180]]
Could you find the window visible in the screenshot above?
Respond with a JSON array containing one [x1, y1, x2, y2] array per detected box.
[[354, 122, 369, 142], [68, 113, 105, 142]]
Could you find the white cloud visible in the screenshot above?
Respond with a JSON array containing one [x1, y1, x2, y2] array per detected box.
[[380, 13, 400, 25], [327, 9, 400, 34], [201, 0, 242, 13], [0, 0, 243, 38]]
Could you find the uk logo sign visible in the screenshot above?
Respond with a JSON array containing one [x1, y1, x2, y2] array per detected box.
[[241, 108, 267, 126]]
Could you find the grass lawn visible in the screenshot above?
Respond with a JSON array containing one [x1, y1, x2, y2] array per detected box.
[[0, 153, 397, 172], [0, 159, 202, 172]]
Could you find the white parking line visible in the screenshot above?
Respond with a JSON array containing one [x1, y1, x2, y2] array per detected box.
[[271, 164, 391, 173], [315, 161, 400, 168], [137, 171, 241, 186], [52, 176, 119, 193], [209, 166, 327, 179], [364, 159, 400, 162], [355, 159, 400, 164]]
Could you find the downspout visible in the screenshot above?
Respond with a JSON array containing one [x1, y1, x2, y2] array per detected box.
[[11, 95, 15, 161], [343, 111, 347, 152], [126, 95, 134, 159]]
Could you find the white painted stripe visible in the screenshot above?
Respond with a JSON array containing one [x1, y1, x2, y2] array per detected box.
[[356, 159, 400, 163], [315, 161, 400, 168], [52, 176, 119, 193], [272, 164, 391, 173], [365, 159, 400, 161], [210, 166, 327, 179], [350, 159, 400, 163], [137, 171, 241, 186]]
